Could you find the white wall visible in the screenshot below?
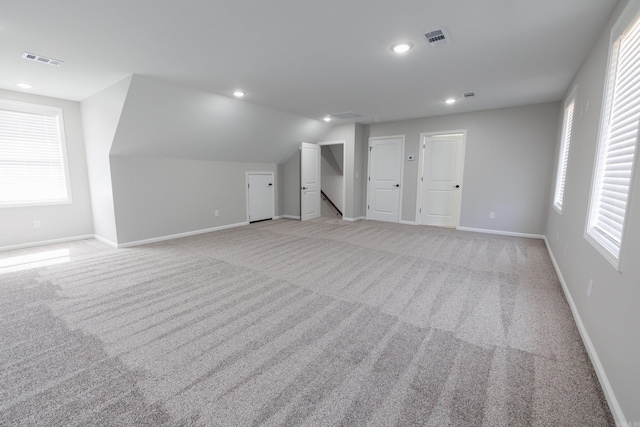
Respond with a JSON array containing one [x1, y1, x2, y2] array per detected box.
[[110, 157, 278, 244], [0, 89, 93, 249], [545, 0, 640, 422], [367, 103, 560, 234], [80, 77, 131, 245]]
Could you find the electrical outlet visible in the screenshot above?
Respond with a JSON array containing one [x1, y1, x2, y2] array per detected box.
[[214, 210, 219, 217], [587, 279, 593, 298], [489, 212, 495, 219], [33, 220, 41, 229], [556, 232, 560, 241], [564, 243, 568, 255]]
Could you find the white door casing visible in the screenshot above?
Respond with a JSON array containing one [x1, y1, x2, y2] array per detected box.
[[247, 172, 275, 223], [300, 142, 321, 221], [418, 132, 465, 227], [367, 136, 404, 223]]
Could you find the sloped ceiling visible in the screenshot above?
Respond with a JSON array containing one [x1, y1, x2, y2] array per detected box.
[[110, 75, 331, 163]]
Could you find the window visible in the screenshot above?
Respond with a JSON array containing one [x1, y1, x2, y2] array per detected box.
[[554, 89, 576, 213], [586, 2, 640, 269], [0, 100, 71, 207]]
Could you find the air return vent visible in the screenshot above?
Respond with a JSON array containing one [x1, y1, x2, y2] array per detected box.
[[22, 52, 64, 67], [424, 28, 451, 47], [463, 92, 475, 98], [330, 111, 362, 120]]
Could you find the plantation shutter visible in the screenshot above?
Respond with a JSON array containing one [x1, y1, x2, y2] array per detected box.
[[0, 104, 69, 206], [591, 15, 640, 256]]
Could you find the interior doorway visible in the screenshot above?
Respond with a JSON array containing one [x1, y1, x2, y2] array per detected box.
[[246, 172, 275, 223], [318, 140, 345, 219], [366, 136, 404, 223]]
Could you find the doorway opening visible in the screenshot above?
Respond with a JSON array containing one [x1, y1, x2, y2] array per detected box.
[[318, 140, 345, 219]]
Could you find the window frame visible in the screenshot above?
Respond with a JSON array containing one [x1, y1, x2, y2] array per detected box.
[[553, 87, 577, 214], [0, 99, 72, 208], [585, 1, 640, 271]]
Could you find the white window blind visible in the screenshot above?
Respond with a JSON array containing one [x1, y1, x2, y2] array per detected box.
[[554, 97, 575, 212], [587, 9, 640, 266], [0, 101, 71, 207]]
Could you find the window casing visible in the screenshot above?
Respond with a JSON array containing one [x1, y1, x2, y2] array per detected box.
[[585, 2, 640, 270], [554, 89, 576, 213], [0, 99, 71, 208]]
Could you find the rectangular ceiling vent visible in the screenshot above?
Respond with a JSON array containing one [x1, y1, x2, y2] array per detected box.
[[22, 52, 64, 67], [463, 92, 475, 98], [330, 111, 362, 120], [424, 28, 451, 47]]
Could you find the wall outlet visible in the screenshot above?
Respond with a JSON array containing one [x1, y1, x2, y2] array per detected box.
[[564, 243, 568, 255], [33, 220, 41, 229], [489, 212, 495, 219], [587, 279, 593, 298], [214, 210, 219, 217], [556, 231, 560, 241]]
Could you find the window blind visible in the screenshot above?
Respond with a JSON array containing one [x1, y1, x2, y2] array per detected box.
[[0, 103, 70, 206], [554, 98, 575, 212], [588, 13, 640, 260]]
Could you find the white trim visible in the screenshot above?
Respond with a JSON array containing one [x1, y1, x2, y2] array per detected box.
[[281, 215, 301, 220], [246, 171, 276, 223], [417, 130, 467, 226], [543, 237, 627, 426], [456, 226, 544, 239], [93, 235, 118, 248], [399, 220, 418, 225], [117, 222, 249, 248], [0, 234, 95, 252], [366, 135, 405, 223], [342, 216, 365, 222]]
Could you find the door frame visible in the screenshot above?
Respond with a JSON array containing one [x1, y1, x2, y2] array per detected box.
[[300, 142, 322, 221], [318, 139, 346, 219], [246, 171, 275, 223], [415, 130, 467, 226], [366, 135, 405, 222]]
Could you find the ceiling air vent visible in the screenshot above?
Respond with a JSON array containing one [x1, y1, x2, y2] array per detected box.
[[22, 52, 64, 67], [330, 111, 362, 120], [424, 28, 451, 47], [463, 92, 475, 98]]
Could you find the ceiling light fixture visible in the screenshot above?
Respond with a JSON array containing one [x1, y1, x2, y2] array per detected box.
[[391, 42, 413, 54], [324, 116, 332, 122], [445, 98, 457, 104], [16, 83, 33, 89], [233, 90, 246, 98]]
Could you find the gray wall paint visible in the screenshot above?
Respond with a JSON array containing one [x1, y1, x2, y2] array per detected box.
[[321, 145, 344, 213], [283, 151, 300, 217], [368, 103, 560, 234], [110, 157, 278, 244], [111, 75, 331, 163], [545, 0, 640, 420], [0, 89, 93, 248], [80, 76, 131, 244], [354, 124, 367, 219]]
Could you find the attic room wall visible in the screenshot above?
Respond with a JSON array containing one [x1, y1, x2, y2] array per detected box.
[[0, 89, 93, 249], [80, 76, 131, 245], [545, 0, 640, 421], [368, 102, 560, 235]]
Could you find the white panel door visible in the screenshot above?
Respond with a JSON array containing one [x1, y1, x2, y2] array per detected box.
[[420, 133, 465, 227], [300, 142, 321, 221], [248, 173, 274, 223], [367, 137, 404, 222]]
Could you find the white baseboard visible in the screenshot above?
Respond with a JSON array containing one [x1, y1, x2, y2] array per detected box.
[[116, 222, 249, 248], [0, 234, 95, 252], [280, 215, 301, 220], [93, 235, 118, 248], [543, 237, 626, 426], [343, 216, 365, 222], [399, 220, 418, 225], [456, 226, 544, 239]]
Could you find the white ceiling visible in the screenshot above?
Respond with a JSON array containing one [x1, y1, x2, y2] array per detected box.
[[1, 0, 618, 124]]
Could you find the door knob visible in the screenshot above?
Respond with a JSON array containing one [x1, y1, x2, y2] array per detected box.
[[268, 183, 273, 186], [394, 184, 400, 187], [301, 186, 307, 190], [454, 185, 460, 188]]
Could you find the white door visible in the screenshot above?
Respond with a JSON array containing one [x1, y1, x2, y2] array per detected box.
[[300, 142, 321, 221], [367, 137, 404, 223], [247, 173, 274, 223], [420, 133, 465, 227]]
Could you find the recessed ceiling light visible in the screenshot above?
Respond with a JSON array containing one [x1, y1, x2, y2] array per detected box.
[[16, 83, 33, 89], [324, 116, 332, 122], [391, 42, 413, 54], [445, 98, 457, 104], [233, 90, 246, 98]]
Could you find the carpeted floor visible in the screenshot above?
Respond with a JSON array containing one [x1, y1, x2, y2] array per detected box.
[[0, 218, 614, 426]]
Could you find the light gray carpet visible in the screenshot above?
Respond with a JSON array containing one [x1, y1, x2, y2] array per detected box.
[[0, 218, 614, 426]]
